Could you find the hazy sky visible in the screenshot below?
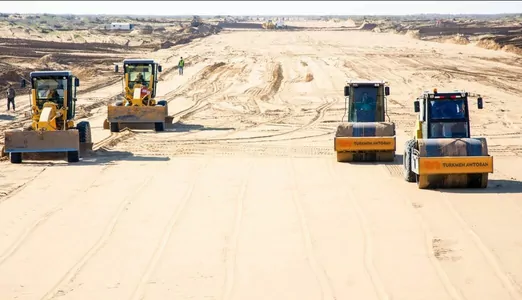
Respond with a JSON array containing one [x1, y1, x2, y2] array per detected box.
[[1, 1, 521, 16]]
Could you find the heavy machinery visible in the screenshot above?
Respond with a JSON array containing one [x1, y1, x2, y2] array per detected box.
[[262, 19, 287, 29], [103, 59, 169, 133], [2, 71, 91, 164], [262, 20, 276, 29], [334, 80, 396, 162], [191, 15, 202, 27], [403, 89, 493, 189]]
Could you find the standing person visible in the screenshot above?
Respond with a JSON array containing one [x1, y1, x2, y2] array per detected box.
[[178, 57, 185, 76], [6, 83, 15, 112]]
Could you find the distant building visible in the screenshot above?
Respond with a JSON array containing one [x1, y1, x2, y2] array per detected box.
[[106, 23, 134, 31]]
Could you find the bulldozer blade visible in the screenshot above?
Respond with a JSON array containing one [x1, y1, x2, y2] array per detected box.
[[116, 116, 174, 130], [103, 118, 109, 130], [107, 106, 167, 123], [4, 130, 80, 155]]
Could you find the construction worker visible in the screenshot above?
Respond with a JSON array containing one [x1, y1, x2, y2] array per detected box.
[[178, 57, 185, 75], [6, 83, 15, 112]]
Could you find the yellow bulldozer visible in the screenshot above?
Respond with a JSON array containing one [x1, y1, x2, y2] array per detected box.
[[262, 20, 276, 29], [2, 71, 92, 164], [334, 80, 396, 162], [103, 59, 169, 133], [403, 89, 493, 189]]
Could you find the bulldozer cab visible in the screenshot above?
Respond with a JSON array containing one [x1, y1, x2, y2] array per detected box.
[[115, 59, 162, 100], [413, 90, 483, 139], [21, 71, 80, 121], [344, 80, 390, 122]]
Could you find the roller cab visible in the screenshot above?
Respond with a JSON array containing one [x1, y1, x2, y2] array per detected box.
[[335, 80, 396, 162]]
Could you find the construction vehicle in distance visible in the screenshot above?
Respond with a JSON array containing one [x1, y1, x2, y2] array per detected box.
[[262, 19, 287, 29], [334, 80, 396, 162], [2, 71, 92, 164], [191, 16, 202, 27], [103, 59, 169, 133], [403, 89, 493, 189], [262, 20, 276, 29]]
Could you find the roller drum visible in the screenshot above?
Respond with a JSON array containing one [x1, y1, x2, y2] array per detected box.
[[335, 122, 396, 162], [416, 138, 490, 189]]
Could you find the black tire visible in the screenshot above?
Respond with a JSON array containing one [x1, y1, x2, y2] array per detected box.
[[67, 151, 79, 163], [10, 152, 22, 164], [77, 121, 92, 143], [154, 122, 165, 132], [157, 100, 169, 116], [403, 139, 416, 183], [110, 122, 120, 133]]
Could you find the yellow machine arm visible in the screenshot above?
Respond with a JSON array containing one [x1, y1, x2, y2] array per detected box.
[[34, 102, 67, 131]]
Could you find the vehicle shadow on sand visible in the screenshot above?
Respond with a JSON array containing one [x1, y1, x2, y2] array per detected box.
[[339, 153, 404, 166], [440, 178, 522, 194], [166, 122, 235, 133], [0, 114, 15, 121], [10, 150, 170, 167]]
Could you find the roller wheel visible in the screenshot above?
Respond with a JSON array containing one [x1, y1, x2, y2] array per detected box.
[[154, 122, 165, 132], [77, 121, 92, 143], [468, 173, 489, 188], [10, 152, 22, 164], [403, 139, 416, 183], [67, 151, 79, 163], [110, 122, 120, 133]]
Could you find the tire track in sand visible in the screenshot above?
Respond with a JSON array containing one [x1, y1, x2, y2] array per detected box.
[[221, 159, 254, 300], [128, 156, 213, 300], [288, 158, 337, 300], [381, 183, 465, 300], [326, 160, 390, 300], [169, 97, 336, 144], [0, 164, 113, 268], [440, 193, 522, 300], [40, 168, 161, 300]]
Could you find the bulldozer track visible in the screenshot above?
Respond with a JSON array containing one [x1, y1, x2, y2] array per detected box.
[[169, 98, 336, 144]]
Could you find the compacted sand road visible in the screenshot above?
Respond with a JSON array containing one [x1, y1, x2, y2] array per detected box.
[[1, 30, 522, 300]]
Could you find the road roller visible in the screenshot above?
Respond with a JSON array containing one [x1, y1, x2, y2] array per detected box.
[[403, 89, 493, 189], [103, 59, 170, 133], [334, 80, 396, 162], [2, 71, 92, 164]]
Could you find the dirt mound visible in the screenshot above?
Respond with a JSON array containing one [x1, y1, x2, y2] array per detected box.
[[442, 35, 470, 45], [477, 38, 504, 51], [200, 62, 226, 79], [477, 38, 522, 55], [358, 22, 378, 31], [406, 30, 421, 39], [38, 53, 57, 64], [0, 63, 31, 93], [157, 24, 222, 50]]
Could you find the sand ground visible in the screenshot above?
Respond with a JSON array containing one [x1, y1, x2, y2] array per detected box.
[[1, 30, 522, 300]]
